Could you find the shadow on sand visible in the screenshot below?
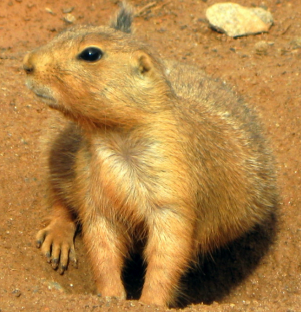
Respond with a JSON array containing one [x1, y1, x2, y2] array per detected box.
[[122, 211, 278, 307]]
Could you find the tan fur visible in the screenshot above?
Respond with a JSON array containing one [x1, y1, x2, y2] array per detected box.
[[23, 4, 277, 307]]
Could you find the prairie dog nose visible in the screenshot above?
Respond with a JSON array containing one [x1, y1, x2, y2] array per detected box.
[[23, 53, 35, 74]]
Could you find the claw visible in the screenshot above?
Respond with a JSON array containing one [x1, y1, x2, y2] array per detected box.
[[52, 258, 59, 269], [72, 259, 78, 269], [69, 247, 78, 268], [60, 265, 67, 275], [45, 252, 51, 263]]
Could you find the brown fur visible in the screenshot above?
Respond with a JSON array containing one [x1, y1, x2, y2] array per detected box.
[[23, 3, 277, 307]]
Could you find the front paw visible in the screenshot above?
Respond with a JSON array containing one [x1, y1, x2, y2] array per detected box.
[[36, 217, 77, 274]]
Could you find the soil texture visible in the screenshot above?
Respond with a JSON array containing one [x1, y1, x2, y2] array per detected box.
[[0, 0, 301, 311]]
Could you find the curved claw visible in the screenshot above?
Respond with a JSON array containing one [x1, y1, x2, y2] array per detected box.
[[60, 265, 67, 275], [69, 246, 78, 269], [35, 217, 77, 273], [36, 229, 47, 249]]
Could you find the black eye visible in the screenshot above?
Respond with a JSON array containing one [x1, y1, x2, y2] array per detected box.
[[78, 47, 103, 62]]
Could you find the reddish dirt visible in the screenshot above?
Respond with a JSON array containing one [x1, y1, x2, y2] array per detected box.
[[1, 0, 301, 311]]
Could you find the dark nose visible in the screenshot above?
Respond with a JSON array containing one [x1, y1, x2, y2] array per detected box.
[[23, 53, 35, 74]]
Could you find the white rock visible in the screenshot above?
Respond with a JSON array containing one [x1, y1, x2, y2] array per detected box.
[[206, 2, 273, 37], [64, 13, 76, 24]]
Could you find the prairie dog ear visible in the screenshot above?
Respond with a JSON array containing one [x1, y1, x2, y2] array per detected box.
[[110, 2, 134, 33], [132, 50, 154, 77]]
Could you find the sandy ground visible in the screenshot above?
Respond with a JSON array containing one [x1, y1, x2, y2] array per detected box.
[[0, 0, 301, 311]]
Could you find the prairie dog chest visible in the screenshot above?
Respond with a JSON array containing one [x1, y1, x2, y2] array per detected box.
[[92, 131, 155, 180], [75, 125, 190, 221], [81, 130, 164, 214]]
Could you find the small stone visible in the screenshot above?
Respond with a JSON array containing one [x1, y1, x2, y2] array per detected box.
[[206, 2, 273, 37], [45, 8, 55, 15], [62, 7, 74, 14], [12, 289, 21, 297], [41, 279, 65, 292], [254, 41, 270, 55], [157, 28, 166, 33], [64, 13, 76, 24], [290, 37, 301, 49]]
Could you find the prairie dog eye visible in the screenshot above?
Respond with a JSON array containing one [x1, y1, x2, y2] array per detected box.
[[78, 47, 103, 62]]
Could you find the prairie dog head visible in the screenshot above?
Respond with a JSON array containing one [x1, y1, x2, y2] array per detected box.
[[23, 3, 173, 128]]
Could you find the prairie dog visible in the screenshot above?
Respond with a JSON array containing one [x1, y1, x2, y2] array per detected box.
[[23, 3, 277, 307]]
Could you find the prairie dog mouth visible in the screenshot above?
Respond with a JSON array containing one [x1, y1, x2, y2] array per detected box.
[[25, 79, 56, 104], [35, 92, 55, 101]]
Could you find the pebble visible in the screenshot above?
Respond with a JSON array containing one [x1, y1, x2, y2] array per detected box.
[[290, 37, 301, 49], [45, 7, 55, 15], [40, 279, 65, 292], [62, 7, 74, 14], [12, 289, 21, 297], [206, 3, 273, 37], [47, 281, 65, 292], [254, 41, 270, 55], [64, 13, 76, 24]]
